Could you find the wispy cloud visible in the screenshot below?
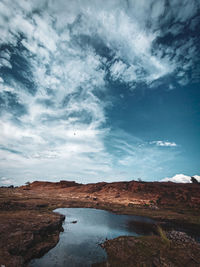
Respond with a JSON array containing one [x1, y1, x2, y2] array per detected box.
[[0, 0, 198, 184], [104, 130, 180, 181], [0, 177, 13, 185], [150, 141, 177, 147]]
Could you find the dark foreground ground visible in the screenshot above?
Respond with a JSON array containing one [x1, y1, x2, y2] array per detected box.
[[0, 180, 200, 267]]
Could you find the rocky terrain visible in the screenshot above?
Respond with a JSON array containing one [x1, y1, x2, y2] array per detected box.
[[0, 210, 65, 267], [0, 180, 200, 266], [96, 234, 200, 267]]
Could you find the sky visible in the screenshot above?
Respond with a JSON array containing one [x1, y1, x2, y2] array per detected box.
[[0, 0, 200, 186]]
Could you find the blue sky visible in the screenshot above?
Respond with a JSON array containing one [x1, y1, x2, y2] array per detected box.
[[0, 0, 200, 185]]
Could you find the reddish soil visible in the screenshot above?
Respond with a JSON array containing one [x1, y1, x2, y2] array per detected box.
[[0, 180, 200, 266], [23, 179, 200, 208]]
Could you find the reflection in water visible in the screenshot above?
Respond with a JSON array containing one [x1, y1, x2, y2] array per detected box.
[[31, 208, 154, 267]]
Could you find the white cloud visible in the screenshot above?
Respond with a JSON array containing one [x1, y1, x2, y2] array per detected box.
[[97, 9, 172, 84], [161, 174, 200, 183], [110, 60, 137, 84], [151, 1, 165, 19], [0, 177, 13, 185], [104, 130, 180, 181], [0, 0, 198, 184], [169, 0, 197, 23], [0, 58, 12, 69], [0, 0, 111, 184], [150, 141, 177, 147]]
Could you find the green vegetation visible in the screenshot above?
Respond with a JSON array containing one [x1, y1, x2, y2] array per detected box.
[[157, 226, 171, 247]]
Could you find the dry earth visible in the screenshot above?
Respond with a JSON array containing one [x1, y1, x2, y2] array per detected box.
[[0, 180, 200, 267]]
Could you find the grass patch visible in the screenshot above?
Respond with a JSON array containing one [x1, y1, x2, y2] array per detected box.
[[157, 226, 170, 246]]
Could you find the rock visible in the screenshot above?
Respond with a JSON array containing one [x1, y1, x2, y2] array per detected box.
[[166, 230, 196, 244], [153, 258, 160, 267], [150, 204, 159, 210], [0, 211, 65, 267]]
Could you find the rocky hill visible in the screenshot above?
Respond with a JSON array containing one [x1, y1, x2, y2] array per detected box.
[[22, 180, 200, 208]]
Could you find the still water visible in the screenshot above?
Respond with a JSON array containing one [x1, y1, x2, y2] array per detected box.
[[31, 208, 154, 267]]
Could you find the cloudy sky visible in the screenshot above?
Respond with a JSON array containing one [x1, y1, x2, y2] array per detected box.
[[0, 0, 200, 185]]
